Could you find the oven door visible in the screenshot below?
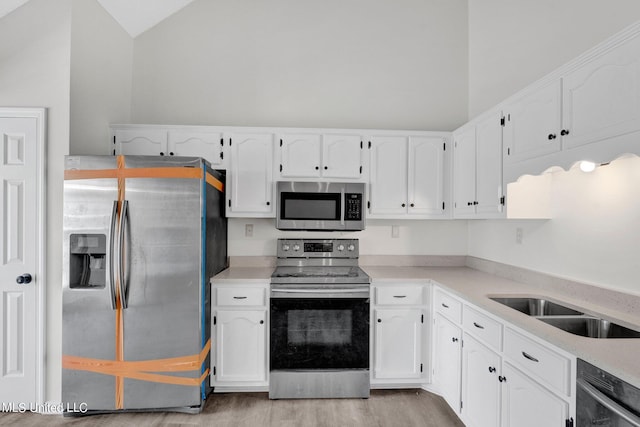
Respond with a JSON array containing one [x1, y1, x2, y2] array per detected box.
[[269, 285, 370, 399]]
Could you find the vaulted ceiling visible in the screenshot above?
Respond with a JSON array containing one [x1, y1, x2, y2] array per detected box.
[[0, 0, 196, 38]]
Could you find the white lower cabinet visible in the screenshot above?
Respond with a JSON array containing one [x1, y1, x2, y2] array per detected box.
[[371, 282, 428, 385], [433, 313, 462, 413], [461, 334, 502, 427], [501, 362, 569, 427], [211, 284, 269, 388], [373, 308, 423, 379], [432, 285, 575, 427]]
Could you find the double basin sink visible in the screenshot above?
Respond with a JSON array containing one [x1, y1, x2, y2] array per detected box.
[[490, 297, 640, 339]]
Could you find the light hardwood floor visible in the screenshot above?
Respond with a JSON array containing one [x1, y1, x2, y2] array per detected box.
[[0, 389, 465, 427]]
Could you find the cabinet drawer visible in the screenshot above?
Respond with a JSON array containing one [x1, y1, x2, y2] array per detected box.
[[434, 288, 462, 323], [462, 305, 502, 351], [376, 286, 423, 305], [503, 327, 571, 396], [216, 287, 265, 307]]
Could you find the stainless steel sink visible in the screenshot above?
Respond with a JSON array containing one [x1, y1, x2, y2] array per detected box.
[[490, 297, 584, 316], [490, 296, 640, 339], [539, 316, 640, 339]]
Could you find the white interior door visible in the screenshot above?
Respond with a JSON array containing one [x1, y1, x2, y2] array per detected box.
[[0, 108, 45, 406]]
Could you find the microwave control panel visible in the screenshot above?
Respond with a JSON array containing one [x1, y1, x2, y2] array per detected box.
[[344, 193, 362, 221]]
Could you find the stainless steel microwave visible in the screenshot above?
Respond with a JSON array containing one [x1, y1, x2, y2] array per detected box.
[[276, 181, 366, 231]]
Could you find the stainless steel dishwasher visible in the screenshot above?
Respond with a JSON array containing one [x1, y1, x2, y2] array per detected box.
[[577, 359, 640, 427]]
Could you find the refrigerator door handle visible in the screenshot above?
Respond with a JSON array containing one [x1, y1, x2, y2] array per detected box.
[[118, 200, 129, 309], [108, 200, 118, 310]]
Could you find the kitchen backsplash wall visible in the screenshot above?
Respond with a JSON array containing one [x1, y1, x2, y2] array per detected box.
[[228, 219, 468, 257], [468, 156, 640, 295]]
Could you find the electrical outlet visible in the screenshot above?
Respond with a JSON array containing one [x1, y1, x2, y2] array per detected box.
[[245, 223, 253, 237], [515, 227, 523, 244], [392, 225, 400, 238]]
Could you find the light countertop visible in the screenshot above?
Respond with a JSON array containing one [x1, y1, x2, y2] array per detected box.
[[211, 264, 640, 389]]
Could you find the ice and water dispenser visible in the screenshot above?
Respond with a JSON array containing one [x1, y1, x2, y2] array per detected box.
[[69, 234, 106, 288]]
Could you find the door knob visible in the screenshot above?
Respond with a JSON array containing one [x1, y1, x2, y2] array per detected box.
[[16, 274, 32, 284]]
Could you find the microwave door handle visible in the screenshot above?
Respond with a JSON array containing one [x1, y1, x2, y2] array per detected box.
[[340, 188, 345, 226], [577, 379, 640, 427]]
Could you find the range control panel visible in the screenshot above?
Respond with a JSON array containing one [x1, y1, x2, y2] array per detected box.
[[277, 239, 359, 258]]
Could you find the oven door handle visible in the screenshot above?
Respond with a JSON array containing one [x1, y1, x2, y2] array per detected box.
[[340, 188, 345, 226], [577, 378, 640, 427], [271, 288, 369, 298]]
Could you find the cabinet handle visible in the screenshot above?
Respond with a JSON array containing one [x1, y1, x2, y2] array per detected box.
[[402, 203, 406, 207], [233, 296, 247, 299], [159, 152, 165, 156], [499, 376, 507, 383], [561, 129, 570, 136], [377, 319, 382, 323], [488, 366, 496, 373], [169, 151, 174, 156], [393, 295, 406, 298], [266, 201, 271, 206], [324, 166, 328, 170], [473, 322, 485, 329], [260, 320, 264, 324], [452, 337, 458, 342], [315, 166, 319, 170], [473, 201, 479, 205], [548, 134, 557, 140], [441, 303, 449, 308], [410, 203, 415, 207], [522, 351, 539, 363]]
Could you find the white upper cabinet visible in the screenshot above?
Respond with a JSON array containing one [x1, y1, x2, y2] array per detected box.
[[278, 133, 363, 180], [503, 80, 562, 164], [408, 137, 446, 216], [114, 128, 167, 156], [562, 34, 640, 149], [453, 126, 476, 218], [369, 136, 409, 216], [369, 134, 448, 219], [278, 134, 322, 178], [227, 133, 274, 217], [475, 112, 504, 217], [168, 131, 225, 166], [322, 134, 363, 178]]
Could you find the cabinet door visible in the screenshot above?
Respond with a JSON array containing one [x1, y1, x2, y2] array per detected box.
[[114, 129, 167, 155], [279, 134, 321, 178], [322, 134, 362, 179], [214, 310, 267, 383], [452, 127, 476, 217], [408, 136, 445, 216], [461, 334, 502, 427], [228, 133, 274, 216], [373, 309, 422, 380], [562, 35, 640, 149], [501, 362, 569, 427], [369, 136, 408, 215], [503, 80, 562, 163], [475, 112, 504, 217], [434, 314, 462, 413], [168, 131, 224, 166]]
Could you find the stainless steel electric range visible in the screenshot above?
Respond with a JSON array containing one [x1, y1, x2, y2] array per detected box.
[[269, 238, 371, 399]]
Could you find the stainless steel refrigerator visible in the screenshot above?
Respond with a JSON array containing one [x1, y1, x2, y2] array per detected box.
[[62, 155, 227, 414]]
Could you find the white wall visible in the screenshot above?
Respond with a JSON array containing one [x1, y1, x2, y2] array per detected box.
[[229, 219, 468, 257], [468, 0, 640, 118], [70, 0, 133, 155], [131, 0, 468, 131], [0, 0, 72, 403], [468, 156, 640, 294]]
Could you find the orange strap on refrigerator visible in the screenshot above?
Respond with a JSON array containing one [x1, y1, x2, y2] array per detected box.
[[62, 339, 211, 387]]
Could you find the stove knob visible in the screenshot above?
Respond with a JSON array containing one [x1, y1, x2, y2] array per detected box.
[[282, 244, 290, 251], [347, 244, 355, 251], [293, 244, 300, 251], [337, 244, 345, 252]]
